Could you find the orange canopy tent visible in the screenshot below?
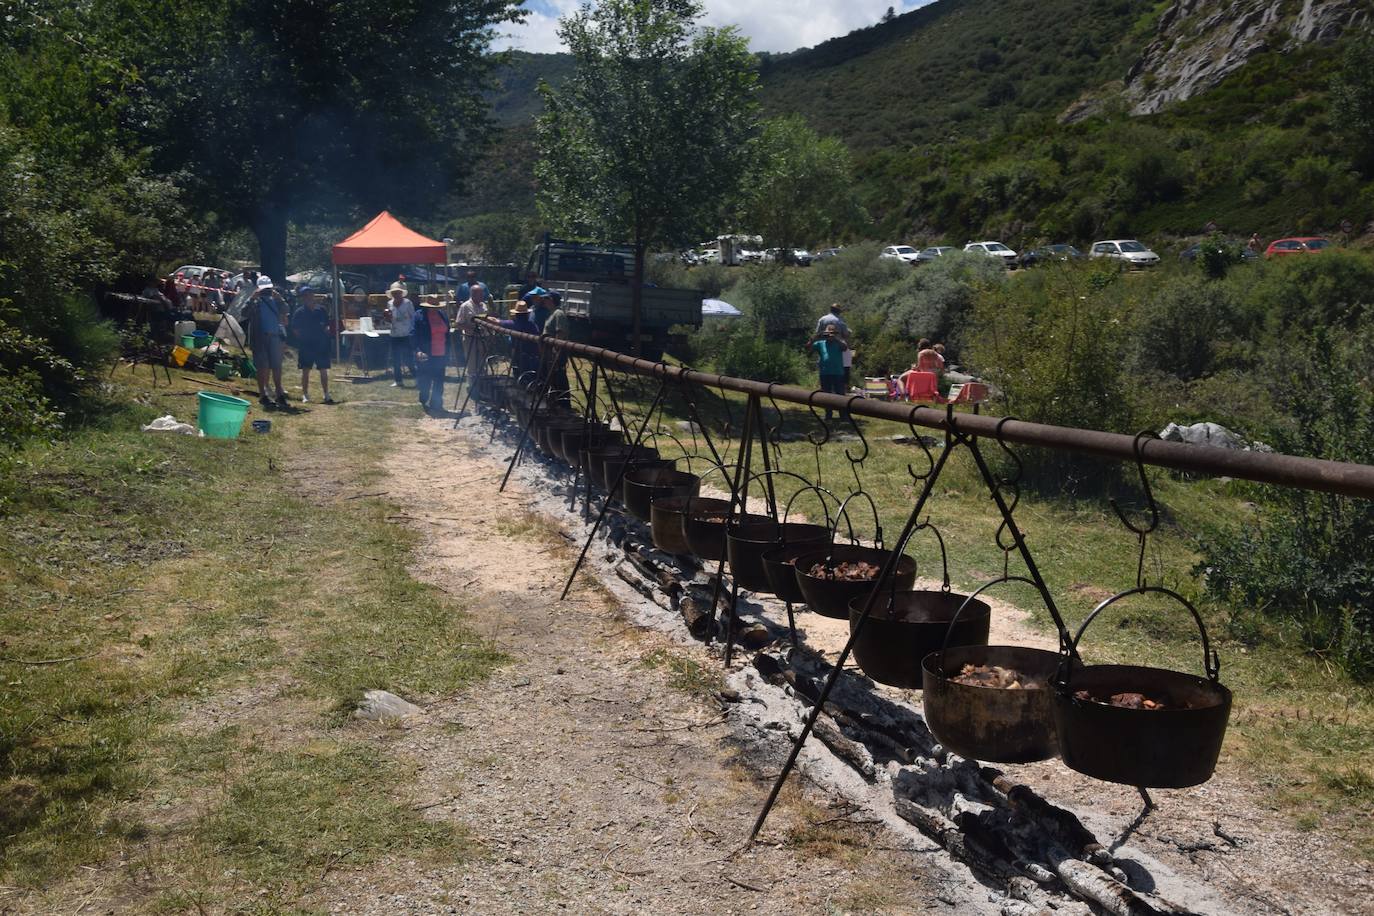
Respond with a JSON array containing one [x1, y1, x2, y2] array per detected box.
[[331, 211, 447, 265], [330, 212, 449, 363]]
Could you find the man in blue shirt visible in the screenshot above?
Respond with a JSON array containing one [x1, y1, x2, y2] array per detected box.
[[809, 324, 849, 421], [457, 270, 489, 303]]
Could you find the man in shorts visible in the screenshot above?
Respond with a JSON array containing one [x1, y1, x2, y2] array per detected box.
[[290, 286, 334, 404]]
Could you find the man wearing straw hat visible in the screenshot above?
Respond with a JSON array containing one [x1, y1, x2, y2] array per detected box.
[[499, 299, 540, 381], [387, 281, 415, 388], [412, 294, 451, 415]]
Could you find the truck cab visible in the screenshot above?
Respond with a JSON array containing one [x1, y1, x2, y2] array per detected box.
[[525, 235, 701, 358]]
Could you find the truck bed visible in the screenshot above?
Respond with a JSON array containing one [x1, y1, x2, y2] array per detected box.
[[547, 281, 701, 329]]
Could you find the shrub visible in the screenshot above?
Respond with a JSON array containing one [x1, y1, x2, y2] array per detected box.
[[1127, 273, 1238, 381], [966, 262, 1139, 492], [1196, 328, 1374, 678], [718, 326, 802, 384], [869, 252, 1006, 356], [738, 266, 810, 338]]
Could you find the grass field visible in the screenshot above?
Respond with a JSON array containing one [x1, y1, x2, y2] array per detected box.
[[0, 366, 503, 907]]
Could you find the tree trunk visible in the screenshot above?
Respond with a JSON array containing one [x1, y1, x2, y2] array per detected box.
[[631, 239, 645, 357], [252, 203, 289, 286]]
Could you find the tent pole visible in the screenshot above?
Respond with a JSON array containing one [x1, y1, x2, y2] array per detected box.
[[333, 264, 342, 364]]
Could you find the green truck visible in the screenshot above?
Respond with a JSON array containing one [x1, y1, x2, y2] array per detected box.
[[524, 235, 701, 358]]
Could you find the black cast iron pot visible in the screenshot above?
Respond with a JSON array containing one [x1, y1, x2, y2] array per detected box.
[[623, 468, 700, 522], [1052, 586, 1232, 788], [760, 541, 826, 604], [791, 545, 916, 620], [649, 495, 695, 555], [683, 500, 773, 562], [922, 644, 1066, 763], [726, 521, 828, 594], [847, 590, 991, 689], [589, 445, 660, 493]]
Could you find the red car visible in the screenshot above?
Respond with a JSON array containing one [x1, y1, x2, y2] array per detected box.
[[1264, 236, 1330, 258]]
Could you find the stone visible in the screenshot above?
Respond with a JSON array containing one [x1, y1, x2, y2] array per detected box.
[[355, 689, 424, 722]]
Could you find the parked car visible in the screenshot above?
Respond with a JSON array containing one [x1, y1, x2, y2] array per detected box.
[[739, 248, 764, 264], [964, 241, 1019, 268], [1179, 241, 1259, 263], [1089, 239, 1160, 268], [880, 244, 921, 264], [697, 248, 722, 264], [286, 268, 371, 295], [1264, 236, 1330, 258], [916, 246, 956, 264], [812, 247, 843, 262], [1018, 244, 1084, 268]]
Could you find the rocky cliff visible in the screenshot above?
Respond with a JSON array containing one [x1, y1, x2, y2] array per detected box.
[[1123, 0, 1370, 115]]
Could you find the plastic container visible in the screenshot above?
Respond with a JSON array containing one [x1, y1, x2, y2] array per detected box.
[[213, 361, 234, 381], [197, 391, 251, 439], [171, 345, 191, 367], [175, 320, 197, 339], [192, 330, 212, 346], [180, 334, 198, 350]]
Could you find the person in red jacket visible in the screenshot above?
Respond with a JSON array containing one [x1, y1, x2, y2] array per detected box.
[[411, 294, 451, 415]]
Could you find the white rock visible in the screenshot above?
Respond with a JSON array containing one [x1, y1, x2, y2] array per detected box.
[[354, 689, 424, 722]]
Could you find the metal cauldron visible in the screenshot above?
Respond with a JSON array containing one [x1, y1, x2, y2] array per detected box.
[[539, 419, 584, 460], [1052, 586, 1232, 788], [649, 495, 695, 555], [760, 542, 823, 604], [559, 423, 620, 468], [922, 644, 1065, 763], [683, 499, 772, 562], [726, 520, 827, 594], [848, 590, 991, 689], [589, 445, 660, 492], [623, 468, 700, 522], [791, 545, 916, 620]]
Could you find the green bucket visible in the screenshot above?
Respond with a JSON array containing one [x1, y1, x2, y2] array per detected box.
[[180, 334, 198, 350], [197, 391, 251, 439], [214, 361, 235, 381]]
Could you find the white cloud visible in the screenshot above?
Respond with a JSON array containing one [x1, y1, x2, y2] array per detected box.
[[493, 0, 931, 55]]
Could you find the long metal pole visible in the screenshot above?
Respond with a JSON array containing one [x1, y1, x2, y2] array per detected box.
[[482, 327, 1374, 499]]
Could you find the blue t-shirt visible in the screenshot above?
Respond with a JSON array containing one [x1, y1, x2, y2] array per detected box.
[[812, 338, 845, 376]]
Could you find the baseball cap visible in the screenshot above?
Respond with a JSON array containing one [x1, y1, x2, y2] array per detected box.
[[256, 276, 274, 290]]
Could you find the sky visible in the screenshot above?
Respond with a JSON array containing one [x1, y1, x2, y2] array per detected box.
[[495, 1, 934, 55]]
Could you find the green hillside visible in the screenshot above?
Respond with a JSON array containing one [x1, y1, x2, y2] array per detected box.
[[754, 0, 1159, 151], [452, 0, 1374, 252]]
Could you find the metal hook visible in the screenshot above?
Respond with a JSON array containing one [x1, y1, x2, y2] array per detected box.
[[843, 396, 869, 465], [804, 390, 831, 447], [1109, 431, 1161, 588], [993, 416, 1023, 555], [905, 407, 937, 484], [765, 383, 786, 463]]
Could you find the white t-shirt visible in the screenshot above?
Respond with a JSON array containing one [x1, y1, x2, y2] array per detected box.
[[455, 297, 487, 332], [389, 298, 415, 336]]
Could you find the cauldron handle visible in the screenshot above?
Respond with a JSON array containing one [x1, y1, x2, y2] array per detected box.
[[930, 575, 1039, 677], [832, 490, 884, 558], [780, 483, 850, 546], [1055, 585, 1221, 691], [740, 468, 813, 522], [683, 461, 742, 521], [886, 521, 951, 608]]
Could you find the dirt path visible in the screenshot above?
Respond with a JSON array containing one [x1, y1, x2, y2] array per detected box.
[[307, 417, 992, 914]]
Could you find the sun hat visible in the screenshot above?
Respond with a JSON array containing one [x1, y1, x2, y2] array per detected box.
[[256, 275, 274, 290], [512, 300, 531, 314], [388, 281, 407, 294], [422, 293, 440, 305]]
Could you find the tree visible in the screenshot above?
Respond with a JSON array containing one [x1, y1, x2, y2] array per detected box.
[[130, 0, 522, 281], [535, 0, 758, 353], [740, 115, 862, 257], [1330, 37, 1374, 177]]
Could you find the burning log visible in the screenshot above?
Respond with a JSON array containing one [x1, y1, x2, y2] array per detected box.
[[677, 591, 718, 640]]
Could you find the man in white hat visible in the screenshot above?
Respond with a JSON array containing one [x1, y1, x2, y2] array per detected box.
[[387, 282, 415, 387], [248, 275, 289, 408]]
